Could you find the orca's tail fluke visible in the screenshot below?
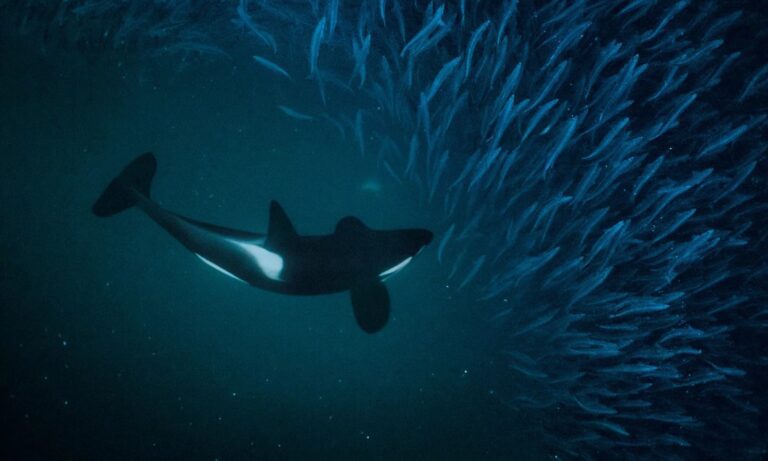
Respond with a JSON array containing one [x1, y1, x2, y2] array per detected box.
[[92, 152, 157, 217]]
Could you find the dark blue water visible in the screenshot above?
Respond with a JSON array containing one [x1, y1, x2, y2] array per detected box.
[[2, 1, 767, 460], [0, 34, 533, 461]]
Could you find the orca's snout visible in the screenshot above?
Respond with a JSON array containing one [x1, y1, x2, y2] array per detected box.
[[397, 228, 434, 257], [421, 229, 434, 246], [409, 229, 433, 252]]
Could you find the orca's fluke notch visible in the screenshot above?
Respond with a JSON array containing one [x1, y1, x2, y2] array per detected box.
[[93, 152, 156, 217], [350, 280, 390, 333]]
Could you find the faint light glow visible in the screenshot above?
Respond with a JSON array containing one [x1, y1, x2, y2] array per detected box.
[[379, 257, 413, 278], [232, 241, 284, 281], [195, 254, 246, 283]]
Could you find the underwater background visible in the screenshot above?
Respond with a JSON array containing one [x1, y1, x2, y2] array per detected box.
[[1, 1, 766, 460]]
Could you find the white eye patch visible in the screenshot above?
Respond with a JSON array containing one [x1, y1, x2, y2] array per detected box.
[[379, 257, 413, 279]]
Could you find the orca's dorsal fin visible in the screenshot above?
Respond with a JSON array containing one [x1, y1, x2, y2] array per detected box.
[[335, 216, 369, 235], [266, 200, 298, 249]]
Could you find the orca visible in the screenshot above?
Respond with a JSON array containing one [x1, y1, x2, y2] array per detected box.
[[93, 153, 433, 333]]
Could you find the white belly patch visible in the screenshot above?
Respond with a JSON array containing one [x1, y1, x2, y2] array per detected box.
[[195, 254, 246, 283], [231, 241, 285, 281]]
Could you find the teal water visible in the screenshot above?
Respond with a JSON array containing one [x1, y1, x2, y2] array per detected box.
[[4, 1, 766, 458], [1, 36, 539, 460]]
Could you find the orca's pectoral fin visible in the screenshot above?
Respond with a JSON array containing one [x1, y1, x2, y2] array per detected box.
[[350, 281, 390, 334]]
